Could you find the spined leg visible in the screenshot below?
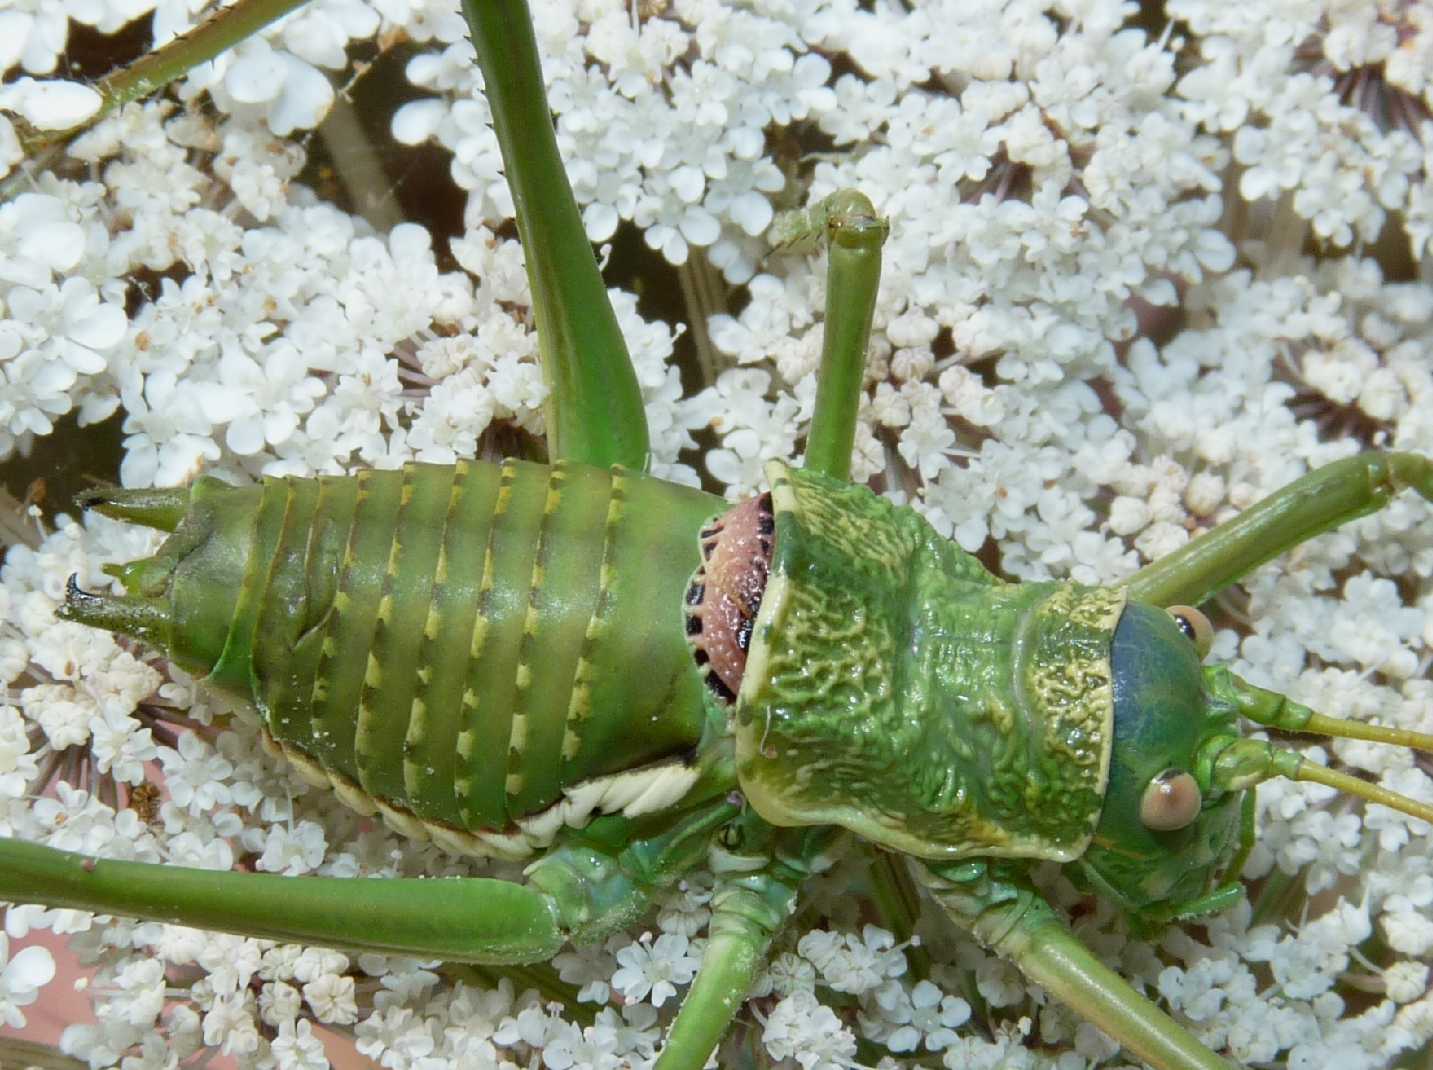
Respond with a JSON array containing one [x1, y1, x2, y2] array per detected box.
[[0, 798, 737, 973], [1, 805, 813, 1068], [1125, 451, 1432, 608]]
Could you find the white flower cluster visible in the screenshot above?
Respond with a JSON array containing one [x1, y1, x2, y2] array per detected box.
[[1173, 0, 1433, 252], [0, 105, 707, 485], [3, 0, 1432, 1066]]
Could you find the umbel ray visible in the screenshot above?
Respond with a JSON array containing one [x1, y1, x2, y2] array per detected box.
[[4, 1, 1433, 1069]]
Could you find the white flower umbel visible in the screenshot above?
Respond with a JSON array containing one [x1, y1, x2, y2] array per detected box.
[[4, 0, 1433, 1067]]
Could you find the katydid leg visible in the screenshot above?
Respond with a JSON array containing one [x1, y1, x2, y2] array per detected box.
[[0, 802, 741, 965], [775, 191, 887, 483], [461, 0, 649, 471], [991, 898, 1234, 1070], [0, 838, 569, 964], [655, 871, 799, 1070], [656, 826, 837, 1070], [1125, 451, 1433, 608], [917, 861, 1237, 1070]]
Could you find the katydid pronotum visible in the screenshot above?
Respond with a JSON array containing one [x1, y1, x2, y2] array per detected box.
[[3, 1, 1433, 1068]]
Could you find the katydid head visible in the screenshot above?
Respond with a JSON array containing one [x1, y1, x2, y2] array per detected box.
[[1077, 600, 1244, 918], [1081, 599, 1433, 924]]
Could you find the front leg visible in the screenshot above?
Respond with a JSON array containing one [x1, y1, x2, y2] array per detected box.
[[1125, 451, 1432, 608], [656, 824, 839, 1070], [916, 861, 1237, 1070]]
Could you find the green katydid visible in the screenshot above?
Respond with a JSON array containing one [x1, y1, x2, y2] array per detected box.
[[3, 1, 1433, 1069]]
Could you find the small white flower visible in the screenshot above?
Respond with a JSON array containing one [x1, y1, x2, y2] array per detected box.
[[975, 955, 1027, 1008], [88, 702, 158, 784], [0, 77, 100, 128], [159, 732, 235, 815], [1384, 962, 1430, 1005], [0, 705, 38, 798], [356, 1004, 436, 1064], [763, 988, 857, 1070], [303, 972, 358, 1025], [271, 1018, 330, 1070], [258, 979, 302, 1027], [610, 931, 699, 1008], [211, 39, 335, 136], [251, 820, 327, 876], [0, 934, 56, 1028], [882, 979, 971, 1053], [109, 957, 168, 1029]]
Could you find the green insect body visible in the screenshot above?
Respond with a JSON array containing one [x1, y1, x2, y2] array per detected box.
[[70, 460, 726, 858], [8, 1, 1433, 1067], [67, 456, 1120, 864], [61, 451, 1394, 940]]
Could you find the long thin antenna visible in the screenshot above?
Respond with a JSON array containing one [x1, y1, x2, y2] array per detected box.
[[1209, 737, 1433, 825], [1287, 710, 1433, 754], [1292, 760, 1433, 825], [1206, 665, 1433, 753]]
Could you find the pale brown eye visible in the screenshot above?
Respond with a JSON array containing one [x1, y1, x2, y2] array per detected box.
[[1139, 769, 1202, 831], [1168, 605, 1213, 659]]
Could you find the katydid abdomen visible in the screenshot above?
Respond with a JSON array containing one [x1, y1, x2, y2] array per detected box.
[[74, 459, 725, 855]]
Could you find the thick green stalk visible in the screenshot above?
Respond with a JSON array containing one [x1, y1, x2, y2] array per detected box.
[[460, 0, 649, 470]]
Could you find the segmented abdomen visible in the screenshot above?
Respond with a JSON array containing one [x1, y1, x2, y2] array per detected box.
[[205, 460, 722, 850]]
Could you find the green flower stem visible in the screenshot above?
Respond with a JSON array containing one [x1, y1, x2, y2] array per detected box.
[[16, 0, 310, 158]]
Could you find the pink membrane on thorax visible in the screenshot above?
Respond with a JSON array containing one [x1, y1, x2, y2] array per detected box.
[[684, 492, 773, 704]]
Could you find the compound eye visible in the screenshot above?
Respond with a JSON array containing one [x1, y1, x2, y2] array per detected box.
[[1167, 605, 1213, 659], [1140, 769, 1202, 831]]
